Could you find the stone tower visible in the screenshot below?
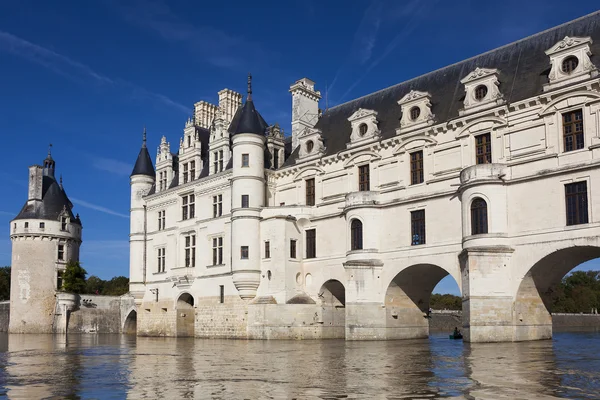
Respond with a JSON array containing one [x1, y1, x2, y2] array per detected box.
[[129, 129, 156, 302], [230, 74, 269, 299], [290, 78, 321, 151], [9, 149, 83, 333]]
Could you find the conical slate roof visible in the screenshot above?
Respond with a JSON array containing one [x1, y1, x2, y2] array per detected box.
[[14, 175, 80, 225], [229, 74, 269, 136], [131, 129, 155, 177]]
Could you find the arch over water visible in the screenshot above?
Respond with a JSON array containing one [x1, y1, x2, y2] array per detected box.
[[123, 310, 137, 335], [319, 279, 346, 338], [176, 292, 195, 337]]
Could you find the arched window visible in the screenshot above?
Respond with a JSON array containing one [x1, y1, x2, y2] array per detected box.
[[471, 198, 488, 235], [350, 219, 363, 250]]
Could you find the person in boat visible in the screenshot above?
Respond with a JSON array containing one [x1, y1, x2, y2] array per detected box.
[[453, 327, 461, 336]]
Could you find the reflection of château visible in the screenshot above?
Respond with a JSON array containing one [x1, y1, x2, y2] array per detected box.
[[130, 12, 600, 342]]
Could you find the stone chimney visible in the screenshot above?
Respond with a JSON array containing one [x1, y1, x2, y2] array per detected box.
[[290, 78, 321, 151], [194, 101, 218, 129], [218, 89, 243, 127], [27, 165, 43, 203]]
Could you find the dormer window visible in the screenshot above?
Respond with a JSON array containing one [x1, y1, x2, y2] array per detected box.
[[562, 56, 579, 74], [474, 85, 488, 101], [459, 68, 504, 116], [359, 123, 368, 136], [397, 91, 434, 134], [347, 109, 380, 148], [306, 140, 314, 153], [410, 106, 420, 121], [544, 36, 597, 91]]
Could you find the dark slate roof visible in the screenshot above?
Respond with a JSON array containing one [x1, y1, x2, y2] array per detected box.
[[229, 99, 269, 136], [283, 11, 600, 167], [14, 175, 80, 225], [131, 144, 155, 177]]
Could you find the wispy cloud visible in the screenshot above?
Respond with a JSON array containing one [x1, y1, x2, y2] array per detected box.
[[70, 198, 129, 219], [92, 156, 132, 176], [339, 0, 439, 102], [0, 30, 190, 114], [0, 172, 28, 188], [107, 0, 275, 70], [0, 211, 15, 217]]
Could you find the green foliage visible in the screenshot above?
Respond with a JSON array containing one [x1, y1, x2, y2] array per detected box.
[[430, 293, 462, 310], [0, 266, 10, 301], [84, 275, 129, 296], [62, 260, 87, 294], [552, 270, 600, 313]]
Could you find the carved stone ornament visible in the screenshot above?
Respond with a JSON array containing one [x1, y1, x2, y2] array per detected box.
[[297, 127, 326, 161], [459, 68, 504, 116], [397, 91, 435, 134], [543, 36, 597, 92], [347, 108, 380, 148]]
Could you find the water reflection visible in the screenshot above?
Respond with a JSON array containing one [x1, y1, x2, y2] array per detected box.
[[0, 331, 599, 399]]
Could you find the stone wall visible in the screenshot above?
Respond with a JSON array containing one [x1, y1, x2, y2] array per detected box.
[[429, 310, 462, 332], [0, 301, 9, 332], [196, 295, 249, 338], [552, 313, 600, 328], [66, 295, 135, 334]]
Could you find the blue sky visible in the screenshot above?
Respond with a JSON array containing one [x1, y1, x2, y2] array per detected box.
[[0, 0, 598, 294]]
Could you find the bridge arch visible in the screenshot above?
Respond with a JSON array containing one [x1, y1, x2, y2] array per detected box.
[[513, 243, 600, 340], [383, 261, 461, 339], [318, 279, 346, 339], [123, 309, 137, 335], [176, 292, 195, 337]]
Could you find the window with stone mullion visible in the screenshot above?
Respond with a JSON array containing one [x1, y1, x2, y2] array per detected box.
[[565, 181, 588, 226], [563, 110, 584, 152]]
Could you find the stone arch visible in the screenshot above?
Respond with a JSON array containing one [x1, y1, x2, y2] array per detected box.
[[513, 244, 600, 341], [123, 310, 137, 335], [392, 136, 437, 155], [292, 165, 325, 181], [318, 279, 346, 338], [539, 90, 600, 116], [176, 292, 195, 337], [342, 151, 381, 169], [383, 262, 461, 339], [455, 116, 507, 139]]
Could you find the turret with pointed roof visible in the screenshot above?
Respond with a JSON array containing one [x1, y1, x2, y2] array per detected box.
[[131, 128, 156, 177], [228, 74, 269, 136]]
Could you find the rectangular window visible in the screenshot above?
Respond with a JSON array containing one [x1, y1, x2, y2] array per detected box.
[[213, 151, 219, 174], [157, 210, 166, 230], [219, 150, 224, 172], [242, 153, 249, 167], [190, 160, 196, 181], [220, 285, 224, 304], [182, 196, 188, 220], [57, 271, 63, 290], [24, 222, 29, 228], [241, 246, 249, 259], [306, 229, 316, 259], [183, 162, 189, 184], [241, 194, 249, 208], [213, 194, 223, 218], [264, 241, 270, 259], [563, 109, 584, 152], [273, 149, 279, 169], [57, 244, 65, 261], [212, 237, 223, 265], [358, 165, 370, 191], [565, 181, 588, 226], [39, 222, 44, 229], [306, 178, 315, 206], [185, 234, 196, 267], [290, 239, 297, 259], [157, 247, 166, 273], [159, 171, 164, 191], [61, 217, 67, 231], [411, 210, 426, 245], [475, 133, 492, 164], [410, 151, 424, 185]]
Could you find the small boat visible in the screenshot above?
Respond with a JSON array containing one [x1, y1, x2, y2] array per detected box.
[[449, 333, 463, 340]]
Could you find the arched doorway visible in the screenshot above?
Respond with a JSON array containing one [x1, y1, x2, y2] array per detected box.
[[123, 310, 137, 335], [514, 246, 600, 341], [319, 280, 345, 338], [176, 293, 195, 337], [385, 264, 460, 339]]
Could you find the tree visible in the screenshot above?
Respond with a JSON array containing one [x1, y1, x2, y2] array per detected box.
[[0, 266, 10, 301], [85, 275, 105, 295], [430, 293, 462, 310], [62, 261, 87, 294], [103, 276, 129, 296], [552, 270, 600, 313]]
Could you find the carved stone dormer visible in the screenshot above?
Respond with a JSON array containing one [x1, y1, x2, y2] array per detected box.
[[397, 90, 435, 134], [266, 123, 285, 169], [459, 68, 504, 116], [297, 127, 326, 162], [208, 109, 231, 175], [156, 136, 174, 192], [544, 36, 597, 92], [346, 108, 380, 149]]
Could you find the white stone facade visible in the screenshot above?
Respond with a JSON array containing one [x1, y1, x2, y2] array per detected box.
[[130, 17, 600, 342]]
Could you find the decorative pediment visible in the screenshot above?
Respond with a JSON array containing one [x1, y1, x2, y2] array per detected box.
[[459, 67, 504, 116], [346, 108, 380, 149], [543, 36, 597, 92], [545, 36, 592, 55], [297, 127, 326, 162], [460, 68, 498, 84], [396, 91, 435, 134]]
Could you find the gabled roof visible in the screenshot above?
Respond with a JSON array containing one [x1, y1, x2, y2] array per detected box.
[[283, 11, 600, 166]]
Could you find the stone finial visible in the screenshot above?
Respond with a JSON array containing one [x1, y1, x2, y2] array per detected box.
[[142, 126, 147, 148], [47, 143, 53, 159], [247, 73, 252, 101]]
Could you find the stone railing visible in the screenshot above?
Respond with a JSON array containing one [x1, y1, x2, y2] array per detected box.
[[459, 163, 507, 185]]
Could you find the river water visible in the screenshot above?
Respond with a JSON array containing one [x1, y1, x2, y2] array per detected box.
[[0, 330, 599, 399]]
